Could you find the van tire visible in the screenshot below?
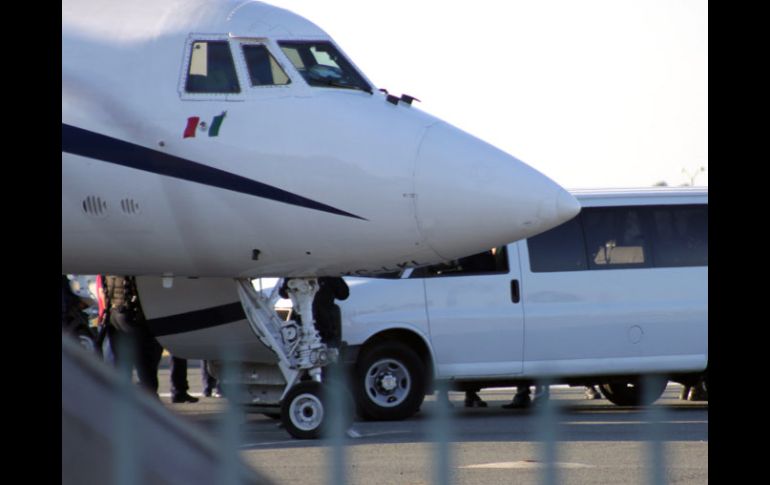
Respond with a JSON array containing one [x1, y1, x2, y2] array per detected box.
[[354, 341, 425, 421], [600, 378, 667, 406]]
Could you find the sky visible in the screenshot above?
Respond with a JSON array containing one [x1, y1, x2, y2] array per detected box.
[[266, 0, 707, 189]]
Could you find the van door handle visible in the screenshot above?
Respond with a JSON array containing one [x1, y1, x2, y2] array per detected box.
[[511, 279, 520, 303]]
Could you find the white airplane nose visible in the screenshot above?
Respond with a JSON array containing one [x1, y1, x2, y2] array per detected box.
[[557, 186, 582, 217], [413, 122, 580, 260]]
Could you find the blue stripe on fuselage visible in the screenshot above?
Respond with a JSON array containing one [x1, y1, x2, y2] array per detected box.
[[147, 302, 246, 337], [61, 123, 366, 220]]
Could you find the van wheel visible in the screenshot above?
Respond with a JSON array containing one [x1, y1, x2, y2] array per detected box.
[[600, 378, 667, 406], [355, 341, 425, 421]]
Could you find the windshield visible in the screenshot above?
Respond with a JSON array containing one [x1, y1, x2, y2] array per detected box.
[[278, 41, 372, 93]]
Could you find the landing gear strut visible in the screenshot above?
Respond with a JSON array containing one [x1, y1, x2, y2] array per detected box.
[[233, 277, 337, 439]]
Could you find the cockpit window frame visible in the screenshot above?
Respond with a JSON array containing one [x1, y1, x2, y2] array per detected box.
[[179, 34, 245, 101], [233, 39, 295, 91], [178, 36, 373, 100], [276, 40, 373, 94]]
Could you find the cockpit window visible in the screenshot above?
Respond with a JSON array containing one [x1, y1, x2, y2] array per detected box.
[[277, 41, 372, 93], [241, 45, 290, 86], [185, 41, 240, 94]]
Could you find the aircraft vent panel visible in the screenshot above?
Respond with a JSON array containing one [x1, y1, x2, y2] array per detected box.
[[81, 196, 108, 218], [120, 198, 141, 215]]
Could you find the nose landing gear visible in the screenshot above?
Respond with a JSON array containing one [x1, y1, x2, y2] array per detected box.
[[234, 278, 343, 439]]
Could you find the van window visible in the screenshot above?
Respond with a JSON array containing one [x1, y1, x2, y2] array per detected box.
[[242, 45, 290, 86], [527, 216, 588, 272], [361, 271, 402, 279], [411, 247, 509, 278], [649, 205, 708, 267], [185, 41, 240, 93], [583, 207, 651, 269]]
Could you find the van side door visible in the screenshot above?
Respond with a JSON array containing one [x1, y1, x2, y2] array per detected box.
[[519, 203, 708, 376], [415, 245, 525, 378]]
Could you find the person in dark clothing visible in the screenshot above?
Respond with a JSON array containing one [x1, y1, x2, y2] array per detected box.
[[201, 360, 222, 398], [464, 388, 487, 408], [503, 385, 550, 409], [312, 277, 349, 347], [61, 275, 83, 329], [170, 356, 199, 403], [102, 275, 163, 396]]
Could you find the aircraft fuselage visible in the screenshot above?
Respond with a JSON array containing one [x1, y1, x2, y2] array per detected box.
[[62, 0, 580, 278]]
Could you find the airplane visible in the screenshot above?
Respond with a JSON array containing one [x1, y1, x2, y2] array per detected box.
[[63, 0, 580, 438]]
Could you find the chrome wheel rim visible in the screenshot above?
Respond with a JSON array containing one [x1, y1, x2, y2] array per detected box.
[[364, 358, 411, 408]]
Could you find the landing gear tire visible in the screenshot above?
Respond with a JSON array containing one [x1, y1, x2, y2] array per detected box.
[[355, 342, 425, 421], [281, 381, 327, 439], [600, 378, 668, 406]]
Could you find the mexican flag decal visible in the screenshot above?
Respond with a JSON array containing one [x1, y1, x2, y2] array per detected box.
[[183, 111, 227, 138], [208, 111, 227, 137]]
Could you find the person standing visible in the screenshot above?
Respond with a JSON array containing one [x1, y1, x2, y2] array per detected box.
[[102, 275, 163, 396], [311, 277, 350, 348], [170, 356, 199, 403], [464, 388, 488, 408], [202, 361, 222, 398], [61, 275, 81, 329], [502, 385, 549, 409], [94, 274, 111, 360]]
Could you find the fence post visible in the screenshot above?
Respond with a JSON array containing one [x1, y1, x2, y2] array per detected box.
[[644, 376, 667, 485], [219, 349, 244, 485], [535, 380, 558, 485], [325, 362, 349, 485], [114, 336, 137, 485], [431, 380, 453, 485]]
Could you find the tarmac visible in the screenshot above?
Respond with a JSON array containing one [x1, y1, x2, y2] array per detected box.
[[156, 364, 708, 485]]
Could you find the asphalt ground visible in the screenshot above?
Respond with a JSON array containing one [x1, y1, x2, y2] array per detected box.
[[155, 365, 708, 485]]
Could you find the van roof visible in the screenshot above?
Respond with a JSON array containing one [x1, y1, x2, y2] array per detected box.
[[569, 186, 708, 199]]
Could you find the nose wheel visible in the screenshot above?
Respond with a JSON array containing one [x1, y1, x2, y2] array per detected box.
[[281, 381, 326, 439], [280, 379, 355, 439]]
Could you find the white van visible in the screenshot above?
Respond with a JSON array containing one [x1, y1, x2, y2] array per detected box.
[[340, 188, 707, 420]]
